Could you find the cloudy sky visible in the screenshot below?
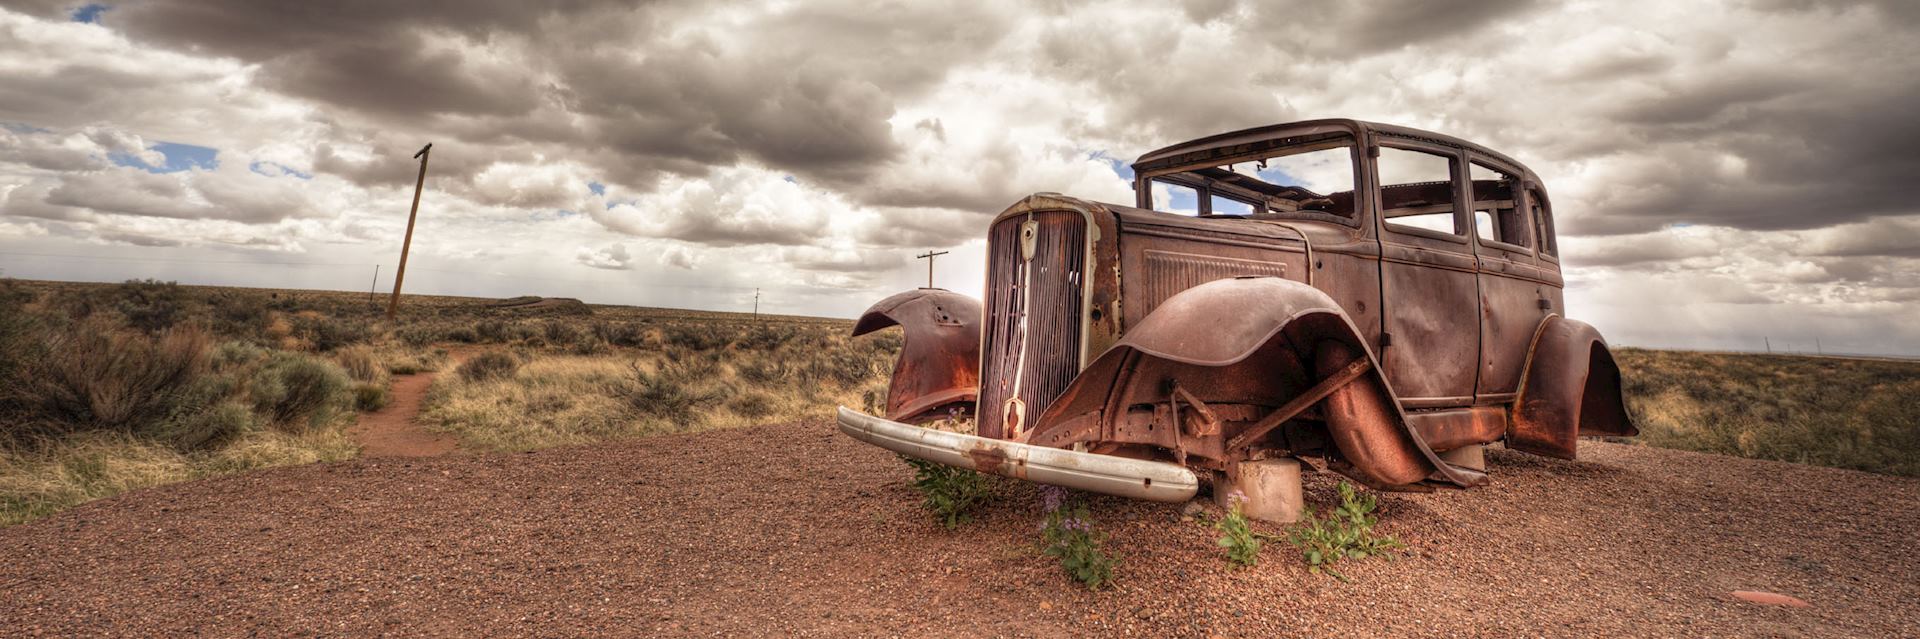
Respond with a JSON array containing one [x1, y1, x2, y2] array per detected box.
[[1, 0, 1916, 355]]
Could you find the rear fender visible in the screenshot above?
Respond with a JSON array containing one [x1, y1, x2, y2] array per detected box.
[[1509, 315, 1637, 459], [852, 289, 981, 424], [1024, 277, 1485, 489]]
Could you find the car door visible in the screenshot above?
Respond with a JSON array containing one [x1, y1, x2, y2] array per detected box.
[[1467, 156, 1553, 399], [1372, 139, 1481, 406]]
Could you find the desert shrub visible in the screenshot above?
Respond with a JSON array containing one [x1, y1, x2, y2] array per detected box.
[[150, 399, 257, 451], [457, 351, 522, 383], [397, 325, 443, 348], [664, 324, 731, 351], [473, 319, 511, 343], [18, 319, 210, 435], [622, 359, 728, 424], [510, 322, 538, 341], [352, 383, 389, 411], [860, 329, 904, 356], [728, 391, 777, 419], [445, 326, 479, 343], [1216, 491, 1262, 567], [283, 313, 371, 352], [1285, 482, 1402, 580], [1038, 485, 1114, 590], [904, 456, 993, 529], [385, 348, 447, 375], [0, 283, 43, 422], [205, 290, 271, 338], [211, 340, 267, 370], [0, 278, 33, 306], [592, 321, 645, 348], [737, 324, 797, 351], [570, 337, 609, 356], [542, 321, 586, 349], [806, 348, 877, 388], [249, 353, 351, 432], [680, 350, 725, 378], [334, 345, 385, 383], [107, 279, 191, 334], [1851, 380, 1920, 476], [737, 355, 791, 384]]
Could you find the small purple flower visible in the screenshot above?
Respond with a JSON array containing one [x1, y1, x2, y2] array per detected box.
[[1040, 485, 1066, 512]]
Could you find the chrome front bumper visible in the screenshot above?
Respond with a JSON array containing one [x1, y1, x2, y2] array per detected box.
[[835, 406, 1199, 502]]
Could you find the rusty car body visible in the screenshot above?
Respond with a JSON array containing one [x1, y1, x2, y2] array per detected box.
[[841, 119, 1635, 507]]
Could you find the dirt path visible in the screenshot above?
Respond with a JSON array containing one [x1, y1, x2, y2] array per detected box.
[[2, 421, 1916, 637], [346, 369, 459, 458]]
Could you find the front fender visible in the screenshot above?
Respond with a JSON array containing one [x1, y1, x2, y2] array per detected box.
[[1025, 277, 1484, 489], [1509, 315, 1637, 459], [852, 288, 981, 424]]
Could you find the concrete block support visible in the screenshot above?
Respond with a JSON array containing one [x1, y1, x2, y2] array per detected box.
[[1216, 458, 1303, 524], [1438, 444, 1487, 472]]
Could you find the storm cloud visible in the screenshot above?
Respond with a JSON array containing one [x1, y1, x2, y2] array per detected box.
[[0, 0, 1916, 353]]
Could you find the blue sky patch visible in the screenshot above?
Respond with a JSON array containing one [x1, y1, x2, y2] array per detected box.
[[1089, 151, 1133, 180], [588, 181, 606, 196], [71, 3, 109, 23], [1165, 184, 1197, 210], [114, 141, 219, 173]]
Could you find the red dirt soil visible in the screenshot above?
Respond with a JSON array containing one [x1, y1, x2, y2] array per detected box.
[[2, 420, 1916, 637], [347, 370, 459, 458]]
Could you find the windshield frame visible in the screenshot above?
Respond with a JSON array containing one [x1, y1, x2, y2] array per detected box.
[[1132, 131, 1363, 228]]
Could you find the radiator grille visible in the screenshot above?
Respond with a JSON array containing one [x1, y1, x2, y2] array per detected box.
[[978, 211, 1086, 439]]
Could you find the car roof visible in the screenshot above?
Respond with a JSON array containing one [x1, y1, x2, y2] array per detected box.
[[1130, 118, 1542, 184]]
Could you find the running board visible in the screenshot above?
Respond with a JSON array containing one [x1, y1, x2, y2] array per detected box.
[[836, 406, 1200, 502]]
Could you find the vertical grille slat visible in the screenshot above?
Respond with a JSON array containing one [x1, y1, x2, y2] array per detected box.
[[1140, 250, 1288, 318], [978, 212, 1085, 439]]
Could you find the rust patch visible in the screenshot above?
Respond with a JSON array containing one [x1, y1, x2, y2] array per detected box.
[[966, 445, 1026, 480]]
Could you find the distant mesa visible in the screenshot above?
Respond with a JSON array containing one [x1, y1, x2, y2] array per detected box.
[[487, 296, 591, 315]]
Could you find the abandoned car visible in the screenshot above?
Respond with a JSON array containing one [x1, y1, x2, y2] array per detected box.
[[839, 119, 1635, 521]]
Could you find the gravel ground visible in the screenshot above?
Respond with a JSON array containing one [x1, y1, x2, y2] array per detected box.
[[2, 419, 1915, 638]]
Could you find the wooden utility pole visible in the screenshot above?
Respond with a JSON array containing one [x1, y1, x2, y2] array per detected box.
[[753, 288, 760, 320], [386, 143, 432, 319], [367, 264, 380, 308], [915, 250, 948, 289]]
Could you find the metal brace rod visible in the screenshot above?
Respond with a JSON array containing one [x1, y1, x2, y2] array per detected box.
[[1169, 382, 1220, 437], [1225, 357, 1373, 452]]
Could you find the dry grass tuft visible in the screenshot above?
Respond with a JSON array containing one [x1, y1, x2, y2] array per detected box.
[[0, 427, 357, 526], [419, 325, 896, 452]]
